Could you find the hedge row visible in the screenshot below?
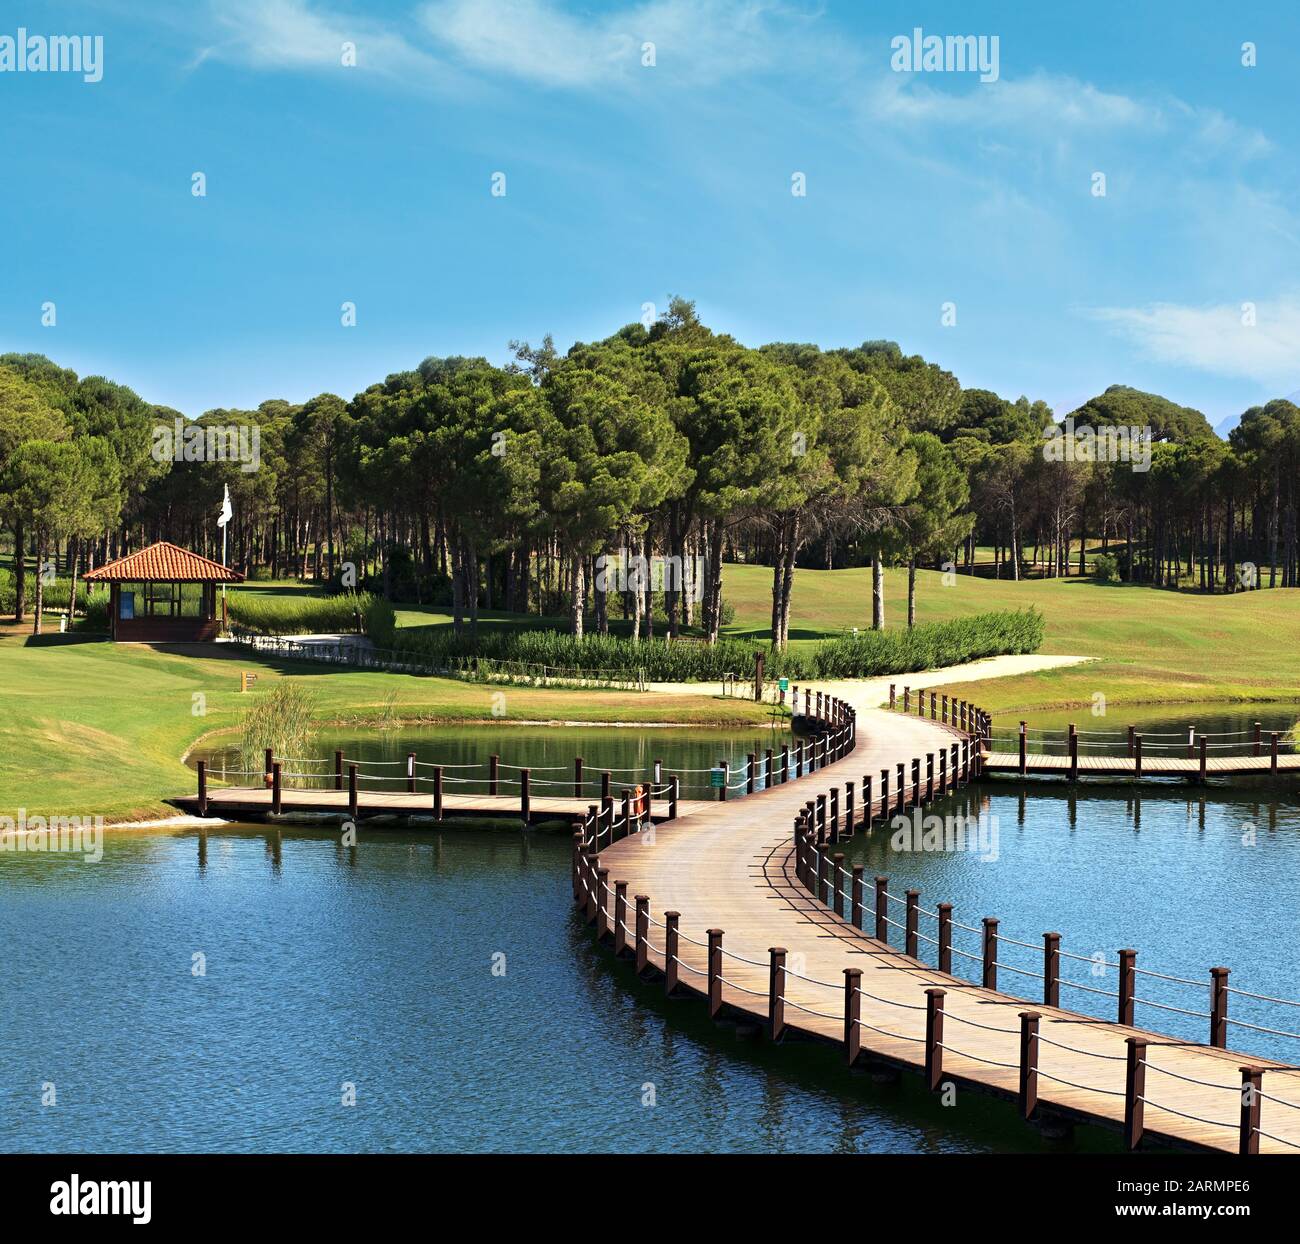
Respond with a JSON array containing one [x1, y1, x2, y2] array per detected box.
[[386, 609, 1045, 682]]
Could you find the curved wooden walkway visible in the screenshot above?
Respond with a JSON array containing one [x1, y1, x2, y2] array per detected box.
[[577, 700, 1300, 1155]]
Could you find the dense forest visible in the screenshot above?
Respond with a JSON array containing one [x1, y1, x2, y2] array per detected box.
[[1, 298, 1298, 643]]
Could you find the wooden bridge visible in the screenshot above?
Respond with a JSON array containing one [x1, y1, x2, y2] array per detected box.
[[887, 684, 1300, 783], [576, 691, 1300, 1155]]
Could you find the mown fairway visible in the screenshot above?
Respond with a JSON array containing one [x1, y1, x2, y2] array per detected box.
[[718, 562, 1300, 713], [0, 635, 771, 822]]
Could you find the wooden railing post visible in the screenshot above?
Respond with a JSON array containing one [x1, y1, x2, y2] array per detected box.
[[942, 693, 949, 724], [1019, 721, 1027, 775], [939, 749, 947, 795], [664, 912, 680, 995], [348, 763, 358, 819], [911, 758, 921, 807], [769, 948, 787, 1041], [1199, 736, 1207, 783], [937, 903, 953, 973], [851, 865, 864, 928], [406, 752, 417, 794], [1118, 948, 1136, 1026], [1134, 734, 1143, 778], [862, 774, 873, 829], [896, 762, 906, 813], [903, 686, 910, 713], [817, 847, 829, 908], [1127, 724, 1136, 757], [1019, 1011, 1040, 1118], [613, 881, 629, 955], [747, 753, 756, 794], [432, 766, 443, 819], [595, 867, 610, 940], [926, 754, 934, 800], [844, 968, 862, 1066], [905, 890, 920, 958], [601, 770, 612, 804], [844, 780, 854, 835], [264, 747, 273, 784], [1068, 723, 1079, 781], [889, 683, 896, 710], [574, 756, 584, 798], [832, 853, 845, 918], [1271, 732, 1279, 773], [1210, 967, 1229, 1047], [669, 776, 679, 820], [829, 789, 839, 843], [634, 895, 650, 974], [880, 769, 889, 819], [520, 768, 531, 822], [765, 748, 774, 790], [489, 753, 500, 796], [982, 917, 998, 989], [707, 929, 724, 1017], [620, 789, 632, 841], [950, 742, 959, 787], [874, 876, 888, 942], [1253, 721, 1262, 756], [271, 761, 283, 814], [583, 849, 598, 921], [334, 749, 343, 791], [196, 760, 208, 817], [780, 744, 789, 783], [1124, 1037, 1147, 1149], [1043, 932, 1061, 1007], [1239, 1066, 1263, 1155], [571, 829, 584, 903], [925, 988, 945, 1090]]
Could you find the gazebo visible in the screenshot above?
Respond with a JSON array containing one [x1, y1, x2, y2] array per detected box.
[[84, 541, 244, 642]]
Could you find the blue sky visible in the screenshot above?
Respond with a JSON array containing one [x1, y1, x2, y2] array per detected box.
[[2, 0, 1298, 430]]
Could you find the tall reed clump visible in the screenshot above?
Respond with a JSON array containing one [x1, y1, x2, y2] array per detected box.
[[227, 591, 378, 636], [238, 682, 317, 773], [382, 608, 1044, 682], [810, 609, 1045, 678]]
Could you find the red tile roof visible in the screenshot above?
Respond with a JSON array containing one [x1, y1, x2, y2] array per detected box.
[[84, 541, 245, 583]]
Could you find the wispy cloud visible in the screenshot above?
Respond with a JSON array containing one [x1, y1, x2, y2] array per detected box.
[[1088, 298, 1300, 388], [198, 0, 455, 85], [864, 70, 1271, 161], [417, 0, 821, 89]]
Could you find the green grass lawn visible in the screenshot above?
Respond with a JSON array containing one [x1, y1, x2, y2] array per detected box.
[[0, 634, 773, 823], [716, 562, 1300, 716], [230, 562, 1300, 716]]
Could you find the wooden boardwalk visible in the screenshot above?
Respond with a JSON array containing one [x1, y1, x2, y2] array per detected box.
[[984, 751, 1300, 779], [174, 784, 713, 824], [579, 702, 1300, 1155]]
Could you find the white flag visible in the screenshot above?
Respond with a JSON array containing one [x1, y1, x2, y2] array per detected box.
[[217, 483, 233, 528]]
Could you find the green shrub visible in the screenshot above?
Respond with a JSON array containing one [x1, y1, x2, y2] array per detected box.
[[1091, 553, 1121, 583], [74, 593, 111, 633], [364, 595, 397, 645], [227, 591, 374, 636], [379, 608, 1044, 682], [810, 609, 1045, 678]]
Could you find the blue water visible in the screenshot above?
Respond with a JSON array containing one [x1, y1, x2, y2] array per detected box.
[[0, 826, 1034, 1154], [5, 711, 1298, 1152]]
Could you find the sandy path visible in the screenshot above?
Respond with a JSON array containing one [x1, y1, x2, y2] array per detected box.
[[647, 653, 1093, 714]]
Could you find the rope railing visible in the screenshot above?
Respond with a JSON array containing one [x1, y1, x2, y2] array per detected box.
[[570, 691, 1300, 1153]]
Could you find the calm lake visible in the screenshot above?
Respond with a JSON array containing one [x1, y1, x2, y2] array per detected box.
[[3, 712, 1297, 1153]]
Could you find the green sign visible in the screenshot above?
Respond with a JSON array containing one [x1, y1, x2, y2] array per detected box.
[[778, 677, 789, 692], [710, 767, 726, 788]]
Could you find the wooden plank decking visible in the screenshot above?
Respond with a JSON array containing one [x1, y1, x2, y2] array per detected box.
[[584, 708, 1300, 1154], [174, 785, 713, 824], [984, 751, 1300, 778]]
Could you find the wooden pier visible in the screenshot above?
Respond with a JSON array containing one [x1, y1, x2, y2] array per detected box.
[[578, 693, 1300, 1155]]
